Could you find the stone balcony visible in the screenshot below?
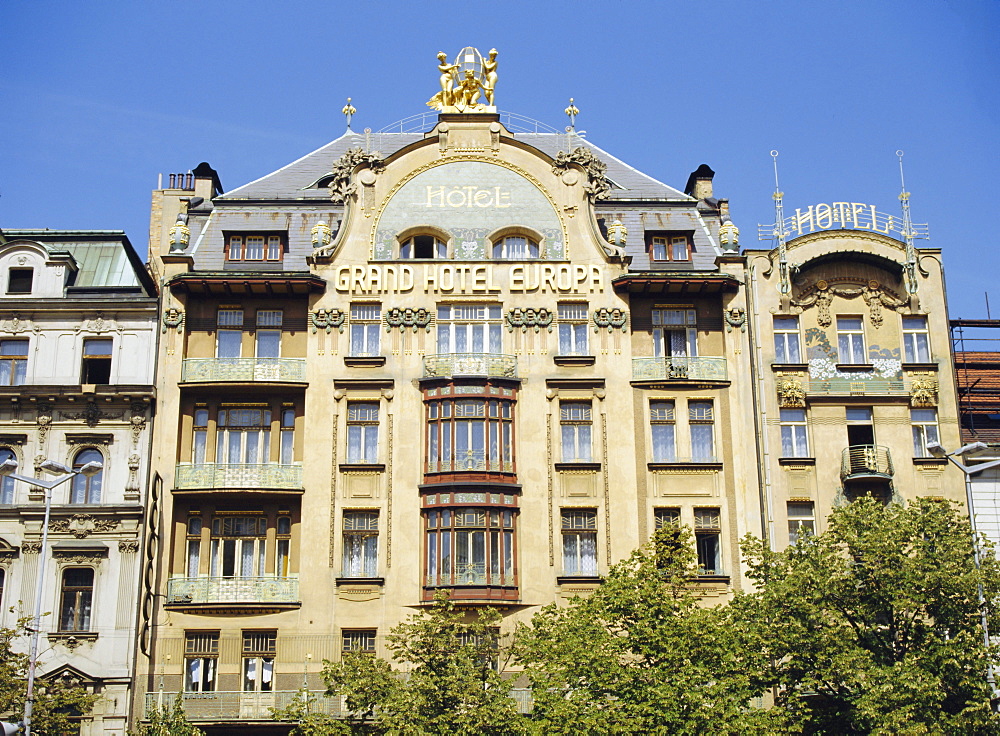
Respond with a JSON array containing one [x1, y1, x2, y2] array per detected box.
[[632, 356, 728, 382], [145, 690, 336, 721], [166, 576, 299, 606], [422, 353, 518, 379], [181, 358, 306, 383], [174, 463, 302, 490]]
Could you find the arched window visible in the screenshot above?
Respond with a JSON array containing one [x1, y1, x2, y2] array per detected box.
[[0, 449, 14, 504], [59, 567, 94, 631], [492, 235, 538, 260], [400, 235, 447, 259], [70, 448, 103, 504]]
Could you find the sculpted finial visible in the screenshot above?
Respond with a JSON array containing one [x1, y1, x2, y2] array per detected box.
[[341, 98, 356, 131], [426, 47, 497, 113]]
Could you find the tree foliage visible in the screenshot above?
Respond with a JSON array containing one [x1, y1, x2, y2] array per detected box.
[[130, 693, 205, 736], [732, 497, 1000, 735]]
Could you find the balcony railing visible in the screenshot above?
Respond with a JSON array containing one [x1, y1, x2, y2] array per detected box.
[[145, 691, 338, 721], [632, 357, 728, 382], [174, 463, 302, 489], [423, 353, 518, 379], [182, 358, 306, 383], [166, 576, 299, 605], [841, 445, 894, 481], [806, 378, 907, 397]]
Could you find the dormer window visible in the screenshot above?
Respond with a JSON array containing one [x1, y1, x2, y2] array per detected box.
[[400, 235, 447, 259], [648, 234, 691, 262], [226, 234, 284, 262], [6, 268, 33, 294], [492, 235, 539, 260]]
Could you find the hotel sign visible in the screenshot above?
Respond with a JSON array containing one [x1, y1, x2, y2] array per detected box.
[[759, 202, 929, 240], [334, 263, 605, 295]]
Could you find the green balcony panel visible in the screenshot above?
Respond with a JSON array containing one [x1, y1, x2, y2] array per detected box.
[[174, 463, 302, 489], [182, 358, 306, 383], [632, 357, 728, 381], [423, 353, 518, 379], [166, 576, 299, 605]]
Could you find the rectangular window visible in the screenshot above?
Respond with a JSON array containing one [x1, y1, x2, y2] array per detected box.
[[837, 317, 867, 364], [217, 406, 271, 464], [242, 631, 276, 693], [350, 304, 382, 356], [186, 516, 203, 577], [557, 303, 589, 356], [347, 403, 379, 464], [0, 339, 28, 386], [779, 408, 809, 457], [653, 507, 681, 529], [560, 402, 593, 462], [652, 308, 697, 358], [902, 316, 930, 363], [255, 310, 283, 359], [425, 507, 515, 587], [436, 304, 503, 354], [911, 408, 940, 457], [217, 309, 244, 360], [210, 515, 267, 578], [773, 316, 802, 363], [694, 508, 722, 575], [689, 401, 715, 461], [276, 515, 292, 577], [81, 338, 112, 383], [342, 629, 377, 656], [192, 408, 209, 464], [59, 568, 93, 631], [650, 235, 691, 262], [649, 401, 676, 462], [787, 502, 815, 544], [426, 397, 514, 473], [280, 407, 295, 465], [226, 234, 283, 262], [6, 268, 33, 294], [561, 509, 598, 576], [342, 510, 379, 578], [184, 632, 219, 692]]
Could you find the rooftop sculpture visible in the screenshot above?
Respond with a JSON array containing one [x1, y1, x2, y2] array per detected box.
[[427, 47, 498, 113]]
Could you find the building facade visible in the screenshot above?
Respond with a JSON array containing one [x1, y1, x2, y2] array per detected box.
[[0, 229, 157, 735]]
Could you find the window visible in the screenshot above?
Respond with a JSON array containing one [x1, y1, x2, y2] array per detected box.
[[6, 268, 33, 294], [211, 515, 267, 578], [192, 408, 209, 464], [560, 402, 593, 463], [492, 235, 539, 259], [654, 507, 681, 529], [242, 631, 276, 692], [653, 507, 682, 566], [276, 515, 292, 577], [0, 449, 13, 504], [217, 407, 271, 464], [256, 310, 282, 358], [342, 629, 376, 655], [350, 304, 381, 356], [837, 317, 866, 364], [652, 308, 697, 358], [81, 338, 112, 383], [186, 516, 203, 577], [184, 632, 219, 692], [0, 339, 28, 385], [911, 409, 940, 457], [227, 234, 283, 262], [787, 502, 815, 544], [694, 508, 722, 575], [779, 409, 809, 457], [561, 509, 597, 576], [347, 403, 379, 463], [557, 303, 589, 355], [342, 510, 379, 578], [400, 234, 446, 259], [280, 408, 295, 465], [902, 316, 930, 363], [689, 401, 715, 461], [773, 317, 802, 363], [217, 309, 244, 359], [70, 448, 103, 504], [59, 568, 93, 631], [426, 396, 514, 473], [650, 234, 690, 262], [650, 401, 676, 462], [436, 304, 503, 354], [425, 507, 515, 586]]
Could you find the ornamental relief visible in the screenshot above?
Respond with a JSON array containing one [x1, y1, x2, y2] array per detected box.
[[49, 514, 119, 538], [311, 308, 346, 334], [910, 376, 938, 407], [52, 550, 107, 566], [776, 376, 806, 408], [789, 278, 907, 328], [593, 307, 628, 333], [0, 314, 40, 335], [385, 307, 432, 333], [506, 308, 552, 333]]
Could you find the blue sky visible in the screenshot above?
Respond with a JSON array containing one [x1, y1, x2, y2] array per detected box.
[[1, 0, 997, 318]]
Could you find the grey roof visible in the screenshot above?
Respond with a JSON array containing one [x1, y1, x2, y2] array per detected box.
[[2, 230, 153, 291]]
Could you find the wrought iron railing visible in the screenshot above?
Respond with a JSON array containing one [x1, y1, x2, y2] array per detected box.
[[632, 357, 728, 381], [423, 353, 518, 379], [841, 445, 894, 480], [174, 463, 302, 489], [182, 358, 306, 383], [166, 576, 299, 605], [145, 691, 338, 721]]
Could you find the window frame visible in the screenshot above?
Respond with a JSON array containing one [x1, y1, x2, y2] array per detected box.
[[652, 308, 698, 358], [911, 408, 940, 458], [0, 339, 29, 386], [0, 448, 15, 504], [242, 630, 277, 693], [424, 503, 517, 588], [70, 448, 104, 504], [349, 303, 382, 357], [694, 507, 723, 576], [649, 401, 677, 462], [80, 337, 113, 384], [436, 304, 503, 355], [557, 302, 589, 356], [836, 316, 867, 365], [346, 403, 380, 464], [688, 400, 716, 462], [342, 629, 377, 656], [773, 316, 802, 363], [399, 234, 447, 259], [779, 408, 810, 458], [902, 316, 931, 363], [561, 508, 598, 577], [425, 392, 515, 474], [492, 235, 539, 260], [58, 567, 94, 632], [342, 510, 379, 578], [560, 402, 593, 463], [225, 233, 285, 263], [6, 267, 34, 294], [648, 233, 692, 262], [184, 631, 219, 693], [787, 501, 816, 544]]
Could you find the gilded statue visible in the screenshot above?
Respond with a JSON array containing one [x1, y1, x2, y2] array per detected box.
[[426, 48, 497, 113], [483, 48, 498, 106], [429, 51, 460, 109]]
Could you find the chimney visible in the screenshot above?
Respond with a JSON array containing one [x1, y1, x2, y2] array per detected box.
[[192, 162, 224, 199], [684, 164, 715, 200]]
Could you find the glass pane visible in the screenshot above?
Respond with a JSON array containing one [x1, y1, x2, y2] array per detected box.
[[256, 331, 280, 358], [217, 331, 242, 359]]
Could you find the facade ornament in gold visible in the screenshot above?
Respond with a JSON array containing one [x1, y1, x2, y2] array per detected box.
[[342, 98, 356, 131], [167, 213, 190, 253], [719, 217, 740, 252], [777, 377, 806, 408], [505, 308, 553, 333], [724, 307, 747, 333], [119, 540, 140, 554], [551, 147, 610, 202], [385, 307, 432, 333], [564, 98, 579, 129], [311, 221, 333, 251], [606, 219, 627, 248], [324, 148, 385, 205], [426, 47, 497, 113], [161, 307, 184, 334], [910, 377, 938, 407]]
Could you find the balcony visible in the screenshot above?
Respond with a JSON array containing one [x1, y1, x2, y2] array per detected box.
[[632, 356, 728, 382], [181, 358, 306, 383], [806, 378, 907, 397], [145, 691, 338, 721], [423, 353, 518, 379], [841, 445, 894, 482], [166, 576, 299, 606], [174, 463, 302, 490]]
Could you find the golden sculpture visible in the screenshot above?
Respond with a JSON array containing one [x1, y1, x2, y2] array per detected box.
[[426, 48, 497, 113], [483, 48, 498, 106]]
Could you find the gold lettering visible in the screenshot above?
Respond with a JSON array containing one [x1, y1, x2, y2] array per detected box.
[[541, 265, 557, 293], [464, 186, 477, 207], [793, 206, 814, 235], [439, 265, 454, 292], [495, 187, 511, 208], [399, 265, 414, 292], [852, 203, 869, 229], [424, 264, 437, 293], [472, 265, 489, 292], [424, 186, 445, 207], [351, 266, 367, 294], [367, 266, 382, 293], [510, 265, 524, 292], [335, 266, 352, 292], [591, 265, 603, 293], [832, 202, 851, 227], [474, 189, 492, 207], [446, 188, 466, 207], [557, 265, 572, 291], [814, 203, 832, 230], [872, 206, 889, 234]]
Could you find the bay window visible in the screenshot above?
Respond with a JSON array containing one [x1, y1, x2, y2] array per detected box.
[[424, 503, 516, 587], [217, 407, 271, 464], [426, 395, 513, 473]]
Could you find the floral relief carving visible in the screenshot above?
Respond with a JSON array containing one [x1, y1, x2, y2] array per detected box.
[[910, 377, 938, 407], [311, 309, 346, 334], [62, 401, 124, 427], [724, 308, 747, 333], [790, 278, 906, 329], [505, 308, 553, 333], [325, 148, 385, 205], [161, 307, 184, 333], [119, 540, 140, 553], [777, 377, 806, 408], [21, 542, 41, 554], [49, 514, 119, 538], [385, 307, 432, 333], [593, 307, 628, 333], [52, 550, 106, 566], [551, 147, 610, 201]]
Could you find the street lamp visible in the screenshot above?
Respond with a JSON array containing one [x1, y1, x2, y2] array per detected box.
[[926, 440, 1000, 709], [0, 457, 103, 736]]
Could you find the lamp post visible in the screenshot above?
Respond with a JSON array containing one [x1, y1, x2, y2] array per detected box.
[[926, 441, 1000, 708], [0, 457, 103, 736]]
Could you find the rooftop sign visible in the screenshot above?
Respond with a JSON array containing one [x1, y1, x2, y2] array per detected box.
[[758, 201, 929, 241]]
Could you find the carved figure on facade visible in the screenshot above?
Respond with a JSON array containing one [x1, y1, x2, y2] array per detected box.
[[0, 314, 38, 334], [324, 148, 385, 206], [50, 514, 119, 538], [724, 308, 747, 333], [63, 401, 124, 427], [777, 377, 807, 408], [119, 540, 139, 553], [790, 278, 906, 328], [552, 147, 611, 202], [385, 307, 432, 333], [36, 409, 52, 445], [593, 307, 628, 333], [910, 377, 938, 407], [311, 308, 346, 334], [161, 307, 184, 333], [482, 48, 498, 106], [506, 308, 553, 333]]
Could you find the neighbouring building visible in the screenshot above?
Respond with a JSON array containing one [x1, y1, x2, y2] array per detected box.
[[0, 229, 158, 735], [135, 48, 967, 733]]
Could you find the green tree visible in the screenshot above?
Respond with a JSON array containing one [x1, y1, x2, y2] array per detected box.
[[514, 524, 759, 735], [733, 497, 1000, 735], [130, 693, 205, 736]]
